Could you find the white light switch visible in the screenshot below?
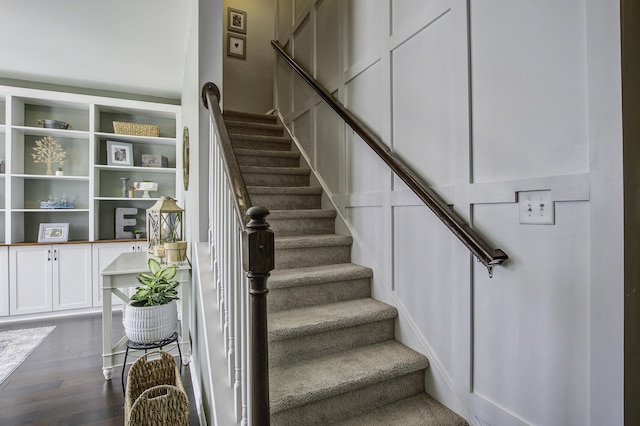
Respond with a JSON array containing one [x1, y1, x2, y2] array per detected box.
[[518, 190, 554, 225]]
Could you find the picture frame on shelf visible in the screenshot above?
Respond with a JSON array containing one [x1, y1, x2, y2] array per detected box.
[[107, 141, 133, 166], [228, 8, 246, 33], [38, 223, 69, 243], [227, 33, 246, 59]]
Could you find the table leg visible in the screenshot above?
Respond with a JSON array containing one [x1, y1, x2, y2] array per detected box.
[[102, 275, 113, 380]]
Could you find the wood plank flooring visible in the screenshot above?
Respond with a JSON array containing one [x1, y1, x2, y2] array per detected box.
[[0, 313, 199, 425]]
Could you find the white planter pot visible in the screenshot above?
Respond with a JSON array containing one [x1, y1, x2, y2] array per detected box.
[[123, 300, 178, 344]]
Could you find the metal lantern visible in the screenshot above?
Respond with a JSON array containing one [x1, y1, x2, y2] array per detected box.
[[147, 196, 184, 256]]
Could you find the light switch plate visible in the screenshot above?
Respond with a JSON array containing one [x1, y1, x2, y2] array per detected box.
[[518, 190, 554, 225]]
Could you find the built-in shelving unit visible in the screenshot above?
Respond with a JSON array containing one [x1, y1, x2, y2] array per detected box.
[[0, 86, 182, 244]]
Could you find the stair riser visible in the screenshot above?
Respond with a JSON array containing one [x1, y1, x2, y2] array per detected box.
[[236, 155, 299, 168], [231, 139, 291, 151], [224, 113, 277, 125], [275, 245, 351, 269], [271, 371, 425, 426], [242, 172, 310, 187], [249, 193, 321, 210], [269, 217, 335, 237], [270, 320, 394, 367], [225, 124, 284, 136], [268, 278, 371, 312]]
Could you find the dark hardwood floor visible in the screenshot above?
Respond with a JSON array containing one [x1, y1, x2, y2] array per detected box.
[[0, 313, 199, 425]]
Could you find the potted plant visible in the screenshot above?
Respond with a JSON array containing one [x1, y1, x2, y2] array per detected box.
[[134, 230, 143, 239], [123, 258, 179, 344], [164, 237, 188, 264]]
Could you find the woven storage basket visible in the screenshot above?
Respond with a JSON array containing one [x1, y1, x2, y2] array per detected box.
[[113, 121, 160, 137], [125, 351, 189, 426]]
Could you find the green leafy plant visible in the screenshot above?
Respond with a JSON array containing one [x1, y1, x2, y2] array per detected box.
[[131, 258, 179, 306], [134, 230, 143, 235]]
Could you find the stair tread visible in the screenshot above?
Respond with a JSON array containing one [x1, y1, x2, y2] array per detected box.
[[235, 148, 300, 158], [332, 394, 468, 426], [223, 110, 277, 122], [240, 165, 310, 175], [228, 133, 290, 143], [275, 234, 352, 249], [224, 119, 283, 131], [269, 298, 397, 340], [248, 185, 323, 194], [269, 208, 337, 219], [269, 263, 372, 288], [270, 340, 429, 413]]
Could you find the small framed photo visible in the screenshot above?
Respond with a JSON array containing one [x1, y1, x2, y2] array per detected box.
[[228, 8, 246, 34], [228, 34, 247, 59], [38, 223, 69, 243], [107, 141, 133, 166]]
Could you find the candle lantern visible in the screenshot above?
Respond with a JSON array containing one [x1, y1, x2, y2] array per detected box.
[[147, 196, 184, 257]]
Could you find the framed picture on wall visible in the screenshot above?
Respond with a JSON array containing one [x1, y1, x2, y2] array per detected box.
[[227, 34, 246, 59], [228, 8, 247, 34]]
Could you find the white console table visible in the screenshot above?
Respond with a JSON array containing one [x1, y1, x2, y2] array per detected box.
[[100, 251, 191, 380]]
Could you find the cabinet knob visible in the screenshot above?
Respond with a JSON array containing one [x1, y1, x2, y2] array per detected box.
[[47, 249, 51, 261]]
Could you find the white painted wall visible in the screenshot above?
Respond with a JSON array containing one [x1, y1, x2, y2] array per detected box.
[[275, 0, 623, 424], [222, 0, 276, 113]]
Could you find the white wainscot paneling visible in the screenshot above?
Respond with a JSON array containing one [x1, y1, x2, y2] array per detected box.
[[391, 0, 443, 37], [345, 0, 382, 70], [348, 130, 388, 195], [392, 10, 453, 187], [294, 0, 312, 24], [347, 206, 386, 276], [278, 0, 294, 36], [393, 205, 455, 373], [293, 110, 313, 164], [277, 55, 293, 115], [316, 0, 339, 88], [472, 201, 589, 425], [470, 0, 589, 182], [316, 101, 343, 194], [293, 16, 314, 112]]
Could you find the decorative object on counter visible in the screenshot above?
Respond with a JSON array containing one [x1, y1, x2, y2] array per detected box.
[[55, 167, 63, 176], [120, 177, 130, 197], [147, 196, 184, 259], [183, 127, 189, 191], [40, 194, 74, 209], [37, 222, 69, 242], [37, 119, 72, 129], [165, 241, 188, 264], [141, 154, 168, 168], [123, 258, 179, 344], [134, 230, 143, 240], [134, 181, 158, 198], [113, 121, 160, 137], [32, 135, 66, 175], [115, 207, 138, 239], [107, 141, 133, 166]]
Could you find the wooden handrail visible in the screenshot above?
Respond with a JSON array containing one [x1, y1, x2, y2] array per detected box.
[[271, 40, 508, 270], [201, 82, 252, 225]]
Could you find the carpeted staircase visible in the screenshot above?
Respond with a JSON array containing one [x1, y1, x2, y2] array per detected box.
[[224, 110, 468, 426]]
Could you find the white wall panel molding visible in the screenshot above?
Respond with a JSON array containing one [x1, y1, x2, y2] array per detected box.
[[344, 56, 382, 85], [390, 0, 451, 51], [467, 173, 590, 205]]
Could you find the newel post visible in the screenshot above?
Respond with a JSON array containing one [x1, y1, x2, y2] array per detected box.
[[243, 206, 274, 425]]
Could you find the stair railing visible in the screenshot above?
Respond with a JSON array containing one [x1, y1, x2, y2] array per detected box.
[[271, 41, 507, 273], [202, 82, 274, 425]]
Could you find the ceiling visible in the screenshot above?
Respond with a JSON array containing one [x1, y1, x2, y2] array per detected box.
[[0, 0, 192, 100]]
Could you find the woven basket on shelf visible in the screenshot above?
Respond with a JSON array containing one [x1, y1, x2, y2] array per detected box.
[[113, 121, 160, 137], [125, 351, 189, 426]]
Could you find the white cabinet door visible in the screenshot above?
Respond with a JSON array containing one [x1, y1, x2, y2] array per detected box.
[[92, 242, 137, 307], [9, 245, 52, 315], [0, 246, 8, 317], [53, 244, 92, 311]]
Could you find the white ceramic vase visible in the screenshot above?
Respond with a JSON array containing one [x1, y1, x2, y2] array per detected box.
[[123, 300, 178, 344]]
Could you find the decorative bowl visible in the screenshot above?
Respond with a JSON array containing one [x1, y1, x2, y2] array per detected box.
[[37, 119, 72, 129]]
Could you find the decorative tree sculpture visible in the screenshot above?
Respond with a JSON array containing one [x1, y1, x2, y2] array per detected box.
[[32, 136, 66, 175]]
